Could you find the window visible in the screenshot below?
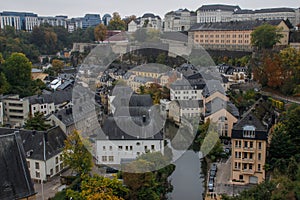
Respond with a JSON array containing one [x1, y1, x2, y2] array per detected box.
[[50, 169, 53, 175], [258, 153, 261, 160], [56, 166, 59, 173], [244, 141, 248, 148], [103, 146, 106, 151], [137, 152, 140, 156], [36, 171, 40, 178], [258, 164, 261, 171], [243, 164, 247, 170], [234, 162, 238, 169], [243, 152, 248, 159], [60, 154, 63, 161], [249, 164, 253, 170], [125, 146, 129, 151], [35, 162, 39, 169], [258, 142, 262, 150], [144, 146, 148, 152], [109, 156, 114, 162], [250, 141, 253, 148], [249, 153, 253, 160], [27, 161, 30, 168], [151, 145, 155, 151], [56, 157, 59, 164], [109, 146, 112, 151], [130, 146, 133, 151], [239, 175, 243, 180], [118, 146, 123, 150], [102, 156, 107, 162]]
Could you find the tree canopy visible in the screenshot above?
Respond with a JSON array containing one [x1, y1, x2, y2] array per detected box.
[[63, 130, 93, 176], [251, 24, 283, 50], [107, 12, 126, 31], [94, 24, 107, 42], [24, 112, 51, 131]]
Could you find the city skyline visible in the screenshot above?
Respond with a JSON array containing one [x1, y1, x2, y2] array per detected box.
[[1, 0, 299, 19]]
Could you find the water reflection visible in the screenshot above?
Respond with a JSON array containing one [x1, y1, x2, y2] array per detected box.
[[168, 150, 204, 200]]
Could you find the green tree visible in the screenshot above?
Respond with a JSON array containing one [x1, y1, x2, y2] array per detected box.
[[0, 72, 10, 94], [251, 24, 283, 50], [122, 152, 175, 200], [51, 59, 64, 75], [94, 24, 107, 42], [66, 174, 128, 200], [1, 52, 32, 96], [108, 12, 126, 30], [63, 130, 93, 176], [24, 112, 51, 131]]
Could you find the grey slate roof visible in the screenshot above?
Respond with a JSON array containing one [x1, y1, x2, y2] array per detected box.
[[101, 117, 163, 140], [0, 126, 67, 161], [198, 4, 241, 12], [189, 19, 285, 31], [205, 97, 239, 117], [28, 89, 72, 105], [203, 80, 225, 97], [0, 132, 36, 200], [131, 63, 170, 74]]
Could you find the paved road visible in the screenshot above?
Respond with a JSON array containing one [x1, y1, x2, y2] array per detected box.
[[34, 169, 71, 200], [260, 90, 300, 105]]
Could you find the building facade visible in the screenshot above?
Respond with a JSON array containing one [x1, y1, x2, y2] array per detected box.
[[189, 19, 290, 51], [164, 9, 197, 32], [197, 4, 241, 23], [38, 16, 68, 28], [1, 95, 30, 128], [232, 8, 298, 27], [0, 11, 38, 31], [231, 111, 268, 184], [128, 13, 162, 32]]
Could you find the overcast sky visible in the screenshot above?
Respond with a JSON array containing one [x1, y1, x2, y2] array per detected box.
[[1, 0, 299, 18]]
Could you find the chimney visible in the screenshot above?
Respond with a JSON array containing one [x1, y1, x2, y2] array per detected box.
[[44, 131, 48, 143]]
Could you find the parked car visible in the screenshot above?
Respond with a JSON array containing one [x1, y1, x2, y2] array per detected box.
[[209, 169, 216, 178], [208, 184, 214, 192], [210, 163, 217, 172], [208, 177, 214, 187]]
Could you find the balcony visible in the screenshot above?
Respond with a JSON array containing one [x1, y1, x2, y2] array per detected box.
[[241, 158, 255, 163], [243, 147, 255, 152], [242, 169, 254, 175]]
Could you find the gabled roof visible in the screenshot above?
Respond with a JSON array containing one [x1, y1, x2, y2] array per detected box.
[[198, 4, 241, 12], [100, 117, 163, 140], [0, 126, 67, 161], [190, 19, 286, 31], [233, 111, 267, 131], [205, 97, 239, 117], [203, 80, 225, 97], [0, 132, 35, 200]]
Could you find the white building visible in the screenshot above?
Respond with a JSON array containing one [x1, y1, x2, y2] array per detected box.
[[96, 117, 164, 166], [0, 126, 67, 182], [38, 16, 68, 28], [170, 79, 205, 101], [168, 100, 203, 123], [164, 8, 197, 32], [128, 13, 162, 32], [232, 8, 298, 27], [27, 95, 55, 117], [197, 4, 241, 23], [0, 15, 21, 30]]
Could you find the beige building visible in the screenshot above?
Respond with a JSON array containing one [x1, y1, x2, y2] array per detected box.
[[189, 19, 290, 51], [1, 95, 30, 128], [231, 111, 268, 184]]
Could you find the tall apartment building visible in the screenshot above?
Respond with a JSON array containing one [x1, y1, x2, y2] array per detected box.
[[197, 4, 240, 23], [231, 110, 269, 184], [189, 19, 290, 51], [164, 9, 197, 32], [1, 95, 30, 128]]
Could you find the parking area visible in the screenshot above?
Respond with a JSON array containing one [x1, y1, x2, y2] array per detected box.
[[206, 155, 254, 198]]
